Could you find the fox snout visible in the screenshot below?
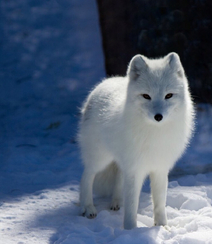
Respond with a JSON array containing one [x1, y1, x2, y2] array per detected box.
[[154, 114, 163, 122]]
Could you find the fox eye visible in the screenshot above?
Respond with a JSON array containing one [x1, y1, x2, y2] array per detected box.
[[165, 93, 173, 99], [142, 94, 151, 100]]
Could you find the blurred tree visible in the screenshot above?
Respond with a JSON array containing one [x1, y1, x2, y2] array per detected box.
[[97, 0, 212, 103], [96, 0, 139, 76]]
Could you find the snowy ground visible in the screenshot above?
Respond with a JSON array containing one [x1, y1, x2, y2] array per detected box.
[[1, 0, 212, 243]]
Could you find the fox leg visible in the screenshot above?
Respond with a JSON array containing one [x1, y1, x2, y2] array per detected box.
[[80, 168, 97, 218], [150, 171, 168, 226], [110, 165, 123, 211], [123, 171, 145, 229]]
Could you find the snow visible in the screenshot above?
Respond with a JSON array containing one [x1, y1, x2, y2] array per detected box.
[[0, 0, 212, 243]]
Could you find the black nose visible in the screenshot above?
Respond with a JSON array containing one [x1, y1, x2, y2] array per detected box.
[[154, 114, 163, 122]]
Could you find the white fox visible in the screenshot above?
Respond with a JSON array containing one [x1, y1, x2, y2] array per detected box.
[[78, 53, 194, 229]]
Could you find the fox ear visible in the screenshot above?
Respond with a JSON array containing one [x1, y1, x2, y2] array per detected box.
[[127, 55, 148, 80], [167, 52, 184, 77]]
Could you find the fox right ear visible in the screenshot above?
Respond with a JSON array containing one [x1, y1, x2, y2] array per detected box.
[[127, 55, 148, 81]]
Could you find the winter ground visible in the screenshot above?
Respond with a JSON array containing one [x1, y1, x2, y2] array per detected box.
[[0, 0, 212, 243]]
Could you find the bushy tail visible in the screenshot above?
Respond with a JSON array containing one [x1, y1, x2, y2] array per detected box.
[[93, 161, 118, 197]]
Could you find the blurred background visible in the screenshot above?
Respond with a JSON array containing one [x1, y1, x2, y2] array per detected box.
[[97, 0, 212, 104]]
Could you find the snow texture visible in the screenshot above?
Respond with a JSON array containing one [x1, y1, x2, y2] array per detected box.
[[0, 0, 212, 243]]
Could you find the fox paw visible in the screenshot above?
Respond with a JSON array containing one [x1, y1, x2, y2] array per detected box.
[[81, 205, 97, 219], [110, 199, 121, 211], [154, 213, 167, 226]]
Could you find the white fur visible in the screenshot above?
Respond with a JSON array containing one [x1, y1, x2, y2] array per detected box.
[[78, 53, 194, 229]]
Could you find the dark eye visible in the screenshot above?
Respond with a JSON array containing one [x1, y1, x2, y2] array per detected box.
[[165, 93, 173, 99], [142, 94, 151, 100]]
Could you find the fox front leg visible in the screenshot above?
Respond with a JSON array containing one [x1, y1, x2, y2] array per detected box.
[[123, 171, 145, 229], [150, 171, 168, 226]]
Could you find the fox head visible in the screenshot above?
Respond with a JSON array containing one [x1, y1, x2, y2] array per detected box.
[[126, 53, 190, 124]]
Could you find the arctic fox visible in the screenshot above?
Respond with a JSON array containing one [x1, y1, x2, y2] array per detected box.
[[78, 53, 194, 229]]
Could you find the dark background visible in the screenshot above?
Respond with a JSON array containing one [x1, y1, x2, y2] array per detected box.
[[97, 0, 212, 104]]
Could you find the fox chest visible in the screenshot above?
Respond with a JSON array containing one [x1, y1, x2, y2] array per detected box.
[[118, 122, 188, 169]]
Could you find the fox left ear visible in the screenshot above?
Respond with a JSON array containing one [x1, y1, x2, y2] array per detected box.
[[167, 52, 184, 77], [127, 54, 148, 81]]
